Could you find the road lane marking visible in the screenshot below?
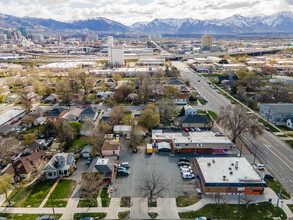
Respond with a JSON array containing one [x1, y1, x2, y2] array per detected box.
[[265, 145, 293, 172], [279, 165, 285, 171], [261, 136, 293, 166]]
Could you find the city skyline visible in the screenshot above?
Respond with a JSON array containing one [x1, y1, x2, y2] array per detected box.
[[1, 0, 293, 25]]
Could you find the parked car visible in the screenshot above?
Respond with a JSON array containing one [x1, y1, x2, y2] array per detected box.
[[86, 158, 92, 165], [78, 217, 95, 220], [117, 169, 129, 176], [265, 127, 270, 131], [214, 132, 223, 136], [194, 127, 201, 132], [189, 128, 195, 132], [178, 161, 190, 166], [126, 134, 130, 139], [182, 172, 195, 179], [196, 188, 202, 196], [117, 166, 127, 171], [181, 168, 193, 173], [119, 162, 130, 169], [116, 134, 120, 140], [178, 157, 190, 162], [183, 127, 189, 132], [264, 173, 274, 180], [254, 164, 265, 170], [195, 217, 211, 220]]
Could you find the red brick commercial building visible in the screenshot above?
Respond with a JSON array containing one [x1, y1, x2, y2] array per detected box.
[[193, 157, 267, 195]]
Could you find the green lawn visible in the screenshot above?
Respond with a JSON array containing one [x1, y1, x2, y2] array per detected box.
[[148, 200, 157, 207], [101, 187, 111, 207], [258, 118, 279, 132], [77, 199, 98, 207], [44, 199, 68, 208], [0, 214, 62, 220], [50, 179, 77, 199], [148, 212, 158, 219], [44, 179, 76, 208], [278, 125, 293, 131], [198, 98, 207, 105], [176, 196, 201, 207], [207, 110, 218, 120], [118, 211, 130, 219], [124, 111, 132, 116], [179, 202, 286, 219], [8, 180, 56, 207], [288, 204, 293, 212], [73, 213, 106, 220], [66, 137, 87, 153], [285, 140, 293, 148], [266, 180, 291, 199]]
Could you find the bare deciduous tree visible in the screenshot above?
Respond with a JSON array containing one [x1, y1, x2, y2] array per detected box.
[[157, 98, 176, 121], [211, 192, 227, 207], [241, 194, 255, 209], [19, 91, 37, 114], [109, 106, 125, 125], [136, 170, 169, 205], [217, 105, 263, 142], [81, 172, 105, 206]]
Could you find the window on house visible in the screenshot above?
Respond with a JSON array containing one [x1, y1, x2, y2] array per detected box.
[[64, 170, 67, 175], [185, 144, 188, 146], [48, 172, 52, 177]]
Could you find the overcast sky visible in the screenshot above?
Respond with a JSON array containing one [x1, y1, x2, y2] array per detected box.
[[0, 0, 293, 25]]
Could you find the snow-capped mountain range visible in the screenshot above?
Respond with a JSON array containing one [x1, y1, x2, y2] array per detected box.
[[1, 11, 293, 34]]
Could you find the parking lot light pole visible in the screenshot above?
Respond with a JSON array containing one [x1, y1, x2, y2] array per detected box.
[[50, 193, 56, 219], [237, 193, 241, 219]]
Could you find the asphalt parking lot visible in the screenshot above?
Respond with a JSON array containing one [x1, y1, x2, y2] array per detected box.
[[111, 142, 200, 198]]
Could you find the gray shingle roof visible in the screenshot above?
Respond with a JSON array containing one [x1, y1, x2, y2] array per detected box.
[[262, 103, 293, 114]]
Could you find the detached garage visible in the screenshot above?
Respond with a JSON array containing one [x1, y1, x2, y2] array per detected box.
[[81, 145, 93, 158]]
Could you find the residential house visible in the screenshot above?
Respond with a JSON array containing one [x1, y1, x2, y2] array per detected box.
[[174, 94, 189, 105], [101, 141, 121, 156], [259, 103, 293, 125], [44, 94, 58, 103], [218, 76, 238, 84], [101, 108, 112, 123], [62, 108, 83, 122], [25, 141, 40, 154], [81, 145, 93, 158], [184, 105, 198, 115], [34, 117, 46, 126], [104, 134, 114, 140], [166, 79, 185, 89], [286, 118, 293, 129], [79, 107, 98, 123], [3, 151, 45, 180], [94, 156, 117, 182], [43, 153, 75, 179], [46, 108, 67, 122], [174, 114, 209, 128]]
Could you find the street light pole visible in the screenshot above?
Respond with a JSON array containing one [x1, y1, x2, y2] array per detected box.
[[276, 185, 282, 207], [237, 193, 241, 219], [50, 194, 56, 219]]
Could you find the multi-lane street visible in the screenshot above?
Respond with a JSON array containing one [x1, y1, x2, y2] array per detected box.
[[172, 61, 293, 195]]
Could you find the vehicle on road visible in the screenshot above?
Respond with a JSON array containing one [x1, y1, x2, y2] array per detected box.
[[198, 80, 200, 82], [117, 166, 127, 171], [265, 127, 270, 131], [214, 132, 224, 136], [216, 90, 221, 94], [178, 157, 190, 162], [189, 128, 194, 131], [183, 127, 189, 132], [182, 172, 195, 179], [11, 120, 18, 124], [178, 161, 190, 166]]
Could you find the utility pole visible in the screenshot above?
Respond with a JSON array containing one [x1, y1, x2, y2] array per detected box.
[[237, 193, 241, 219], [276, 185, 282, 207], [50, 194, 56, 219]]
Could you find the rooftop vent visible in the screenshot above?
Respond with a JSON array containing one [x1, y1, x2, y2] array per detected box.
[[231, 163, 234, 166], [212, 159, 215, 163], [207, 163, 211, 166], [230, 171, 233, 175], [228, 167, 232, 170], [235, 165, 238, 169], [223, 175, 226, 180]]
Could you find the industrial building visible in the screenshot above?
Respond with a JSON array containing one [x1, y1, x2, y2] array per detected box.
[[193, 157, 267, 195], [108, 46, 124, 67]]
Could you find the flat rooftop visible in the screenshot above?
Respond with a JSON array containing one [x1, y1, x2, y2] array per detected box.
[[152, 131, 232, 145], [196, 157, 262, 184]]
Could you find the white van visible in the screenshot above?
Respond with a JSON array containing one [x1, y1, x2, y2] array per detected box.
[[254, 164, 265, 170]]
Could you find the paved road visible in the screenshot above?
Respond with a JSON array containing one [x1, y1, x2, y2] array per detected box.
[[172, 61, 293, 195]]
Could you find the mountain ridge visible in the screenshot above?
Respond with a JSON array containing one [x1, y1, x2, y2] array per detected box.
[[1, 11, 293, 34]]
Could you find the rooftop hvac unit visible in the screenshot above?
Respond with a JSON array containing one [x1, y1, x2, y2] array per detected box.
[[230, 171, 233, 175], [207, 162, 211, 166], [228, 167, 232, 170], [223, 175, 226, 180], [212, 159, 215, 163]]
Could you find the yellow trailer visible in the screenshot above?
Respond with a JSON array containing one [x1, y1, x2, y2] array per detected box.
[[147, 144, 153, 154]]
